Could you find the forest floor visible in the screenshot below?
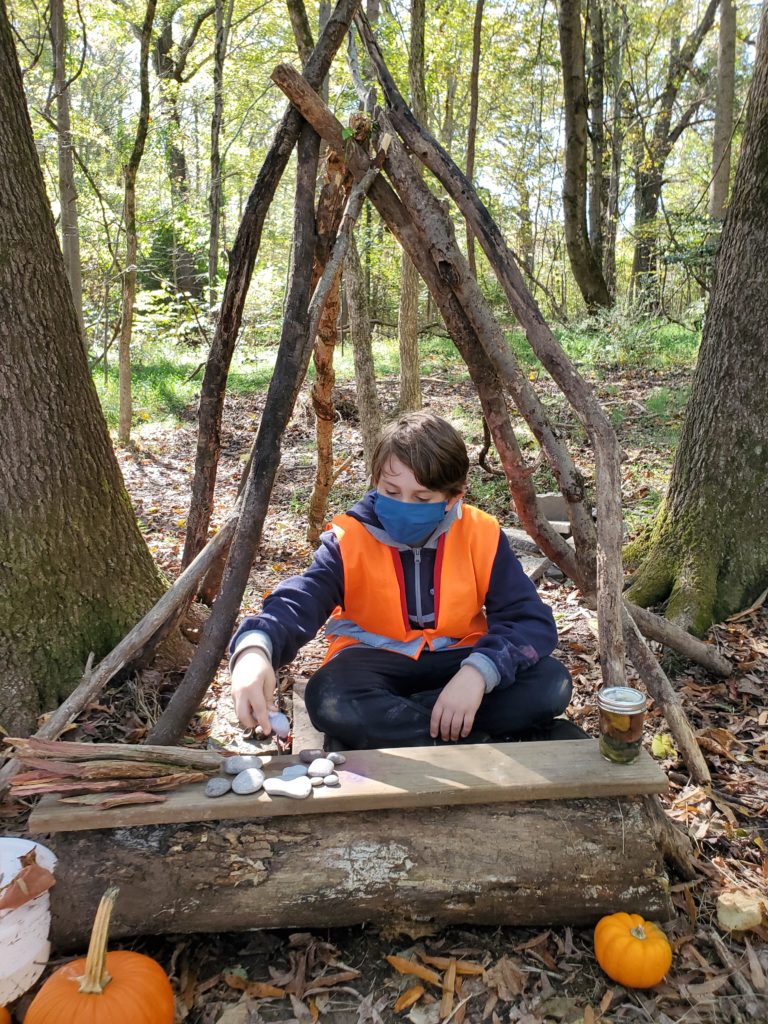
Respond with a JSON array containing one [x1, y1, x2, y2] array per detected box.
[[10, 358, 768, 1024]]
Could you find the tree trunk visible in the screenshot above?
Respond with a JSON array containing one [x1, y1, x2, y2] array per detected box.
[[345, 233, 381, 472], [709, 0, 736, 222], [628, 0, 719, 305], [465, 0, 484, 276], [626, 3, 768, 634], [587, 0, 606, 268], [208, 0, 234, 308], [558, 0, 612, 310], [0, 5, 165, 734], [180, 0, 359, 569], [307, 150, 352, 543], [118, 0, 157, 445], [50, 0, 85, 346], [153, 18, 204, 298], [397, 0, 426, 413], [603, 0, 627, 295]]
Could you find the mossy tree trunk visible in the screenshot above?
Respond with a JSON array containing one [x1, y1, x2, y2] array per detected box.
[[0, 7, 165, 734], [625, 6, 768, 635]]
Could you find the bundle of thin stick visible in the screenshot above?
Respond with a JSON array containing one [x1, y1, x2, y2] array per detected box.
[[4, 738, 224, 809]]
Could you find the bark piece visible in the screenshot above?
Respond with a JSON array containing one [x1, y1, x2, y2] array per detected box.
[[34, 795, 674, 948]]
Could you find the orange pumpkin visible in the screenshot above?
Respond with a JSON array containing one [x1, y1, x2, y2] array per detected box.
[[594, 912, 672, 988], [25, 886, 174, 1024], [0, 1007, 12, 1023]]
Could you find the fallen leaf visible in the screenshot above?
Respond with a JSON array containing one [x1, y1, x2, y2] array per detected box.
[[418, 954, 485, 976], [223, 973, 285, 999], [394, 985, 425, 1012], [651, 733, 678, 759], [386, 955, 442, 987], [745, 939, 766, 990], [0, 850, 56, 910], [484, 956, 526, 1000]]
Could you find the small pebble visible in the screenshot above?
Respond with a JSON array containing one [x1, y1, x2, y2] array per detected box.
[[310, 776, 324, 787], [307, 757, 334, 778], [323, 773, 340, 787], [299, 748, 325, 764], [327, 752, 346, 765], [224, 755, 263, 775], [231, 768, 265, 794], [205, 776, 232, 798], [281, 763, 309, 781], [269, 711, 291, 738], [264, 776, 312, 800]]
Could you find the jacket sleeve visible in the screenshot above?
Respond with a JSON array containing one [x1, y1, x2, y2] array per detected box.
[[229, 529, 344, 670], [462, 532, 558, 691]]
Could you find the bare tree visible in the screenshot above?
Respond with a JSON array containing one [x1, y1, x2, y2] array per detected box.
[[709, 0, 737, 222], [208, 0, 234, 307]]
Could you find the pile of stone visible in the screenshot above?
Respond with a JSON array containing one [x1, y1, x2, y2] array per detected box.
[[205, 749, 347, 801]]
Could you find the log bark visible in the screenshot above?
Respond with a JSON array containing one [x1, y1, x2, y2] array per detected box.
[[464, 0, 484, 275], [181, 0, 360, 569], [624, 601, 731, 677], [36, 796, 674, 947]]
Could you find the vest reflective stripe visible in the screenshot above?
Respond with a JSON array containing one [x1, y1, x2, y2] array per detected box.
[[323, 505, 499, 662]]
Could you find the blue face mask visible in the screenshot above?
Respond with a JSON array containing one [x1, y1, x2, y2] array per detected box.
[[373, 492, 448, 546]]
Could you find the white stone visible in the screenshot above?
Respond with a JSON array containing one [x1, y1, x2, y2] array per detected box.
[[281, 763, 309, 781], [263, 776, 312, 800], [717, 890, 764, 931], [310, 776, 324, 787], [323, 773, 340, 787], [299, 748, 325, 764], [205, 777, 232, 798], [231, 768, 265, 795], [269, 711, 291, 738], [224, 755, 263, 775], [327, 752, 346, 765], [307, 757, 334, 778]]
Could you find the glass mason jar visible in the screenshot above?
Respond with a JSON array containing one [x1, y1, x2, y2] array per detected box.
[[597, 687, 647, 764]]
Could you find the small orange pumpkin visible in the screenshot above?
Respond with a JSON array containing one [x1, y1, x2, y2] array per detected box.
[[0, 1007, 12, 1023], [25, 886, 174, 1024], [594, 912, 672, 988]]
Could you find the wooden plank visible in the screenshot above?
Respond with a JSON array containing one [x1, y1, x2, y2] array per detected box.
[[29, 740, 667, 834], [290, 679, 325, 752]]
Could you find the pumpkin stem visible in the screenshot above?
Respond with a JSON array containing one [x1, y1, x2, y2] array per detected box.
[[79, 886, 119, 993], [629, 924, 647, 941]]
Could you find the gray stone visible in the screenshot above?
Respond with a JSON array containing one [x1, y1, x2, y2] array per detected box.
[[224, 755, 263, 775], [205, 776, 232, 798], [502, 526, 542, 556], [536, 492, 569, 521], [323, 773, 340, 787], [327, 752, 346, 765], [269, 711, 291, 738], [263, 776, 313, 800], [299, 748, 325, 764], [307, 757, 334, 778], [231, 768, 265, 794], [281, 763, 309, 781]]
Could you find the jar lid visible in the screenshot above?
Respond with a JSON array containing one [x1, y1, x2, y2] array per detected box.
[[597, 686, 647, 714]]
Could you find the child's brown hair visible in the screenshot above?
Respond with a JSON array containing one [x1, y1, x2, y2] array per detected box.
[[371, 412, 469, 496]]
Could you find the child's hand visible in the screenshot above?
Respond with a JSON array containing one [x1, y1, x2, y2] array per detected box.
[[430, 664, 485, 742], [230, 648, 278, 734]]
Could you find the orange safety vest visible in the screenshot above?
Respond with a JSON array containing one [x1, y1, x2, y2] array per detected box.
[[323, 503, 500, 663]]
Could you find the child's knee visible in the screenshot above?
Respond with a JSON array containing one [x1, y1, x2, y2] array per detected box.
[[304, 671, 350, 732]]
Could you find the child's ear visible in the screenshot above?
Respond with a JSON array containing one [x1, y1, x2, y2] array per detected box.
[[446, 487, 466, 511]]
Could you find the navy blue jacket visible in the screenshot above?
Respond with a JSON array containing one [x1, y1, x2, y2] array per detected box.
[[230, 492, 558, 690]]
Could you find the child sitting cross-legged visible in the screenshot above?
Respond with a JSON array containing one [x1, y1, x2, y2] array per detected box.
[[230, 412, 586, 750]]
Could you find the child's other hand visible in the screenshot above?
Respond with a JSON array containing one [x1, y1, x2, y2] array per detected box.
[[231, 648, 277, 734], [430, 664, 485, 742]]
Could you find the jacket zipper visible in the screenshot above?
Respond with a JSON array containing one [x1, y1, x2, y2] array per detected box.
[[413, 547, 424, 626]]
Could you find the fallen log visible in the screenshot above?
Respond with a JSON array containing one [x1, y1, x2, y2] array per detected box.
[[34, 795, 673, 947]]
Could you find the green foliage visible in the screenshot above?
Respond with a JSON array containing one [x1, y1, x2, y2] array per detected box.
[[554, 310, 700, 369]]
